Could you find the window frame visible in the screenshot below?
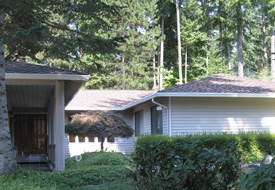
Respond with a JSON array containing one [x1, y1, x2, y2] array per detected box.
[[135, 110, 144, 136], [151, 106, 163, 134]]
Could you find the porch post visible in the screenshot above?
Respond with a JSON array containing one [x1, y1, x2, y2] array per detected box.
[[54, 80, 65, 171]]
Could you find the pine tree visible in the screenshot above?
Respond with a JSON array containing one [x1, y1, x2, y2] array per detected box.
[[181, 0, 207, 82], [83, 0, 161, 90], [0, 0, 123, 175]]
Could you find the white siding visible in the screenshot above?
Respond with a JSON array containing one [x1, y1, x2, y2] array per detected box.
[[133, 98, 168, 135], [171, 97, 275, 135], [67, 110, 136, 155], [133, 101, 156, 134]]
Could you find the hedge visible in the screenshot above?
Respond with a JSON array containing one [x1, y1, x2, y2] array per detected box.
[[132, 132, 275, 189], [136, 132, 275, 162]]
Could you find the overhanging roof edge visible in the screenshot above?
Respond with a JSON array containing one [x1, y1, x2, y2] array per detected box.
[[5, 73, 90, 81]]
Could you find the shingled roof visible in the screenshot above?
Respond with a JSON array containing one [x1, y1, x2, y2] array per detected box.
[[66, 89, 156, 110], [159, 74, 275, 94], [5, 61, 84, 75]]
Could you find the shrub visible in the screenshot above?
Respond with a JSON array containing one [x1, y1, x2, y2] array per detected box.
[[0, 152, 131, 189], [133, 132, 275, 189], [133, 136, 243, 189], [240, 159, 275, 189]]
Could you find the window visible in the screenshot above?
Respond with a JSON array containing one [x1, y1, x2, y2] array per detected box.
[[135, 110, 143, 136], [69, 136, 75, 143], [151, 106, 163, 134], [78, 136, 85, 143], [88, 137, 95, 142], [107, 136, 115, 143]]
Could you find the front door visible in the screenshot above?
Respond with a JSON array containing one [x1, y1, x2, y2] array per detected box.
[[14, 114, 47, 154]]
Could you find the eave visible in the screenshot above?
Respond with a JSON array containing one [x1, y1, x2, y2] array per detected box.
[[5, 73, 90, 81]]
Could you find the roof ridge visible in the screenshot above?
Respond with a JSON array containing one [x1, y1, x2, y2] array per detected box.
[[159, 73, 275, 94]]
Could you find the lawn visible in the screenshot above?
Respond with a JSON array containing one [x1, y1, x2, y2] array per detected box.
[[0, 152, 134, 190]]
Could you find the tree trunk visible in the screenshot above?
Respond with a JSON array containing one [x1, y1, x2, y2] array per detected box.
[[262, 5, 268, 67], [153, 56, 157, 89], [122, 55, 125, 89], [152, 22, 157, 89], [237, 2, 243, 78], [176, 0, 182, 85], [228, 44, 232, 70], [219, 0, 223, 57], [206, 0, 211, 75], [0, 9, 17, 176], [100, 138, 105, 151], [271, 18, 275, 79], [185, 48, 187, 84], [159, 16, 164, 89]]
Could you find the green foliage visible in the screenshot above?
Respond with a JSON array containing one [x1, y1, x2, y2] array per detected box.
[[81, 0, 161, 90], [136, 132, 275, 163], [0, 152, 132, 189], [240, 159, 275, 189], [163, 69, 179, 88], [65, 152, 132, 169], [133, 135, 243, 189], [257, 67, 273, 81], [2, 0, 122, 63]]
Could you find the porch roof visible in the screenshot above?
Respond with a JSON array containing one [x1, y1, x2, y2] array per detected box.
[[5, 62, 90, 109], [5, 62, 89, 81]]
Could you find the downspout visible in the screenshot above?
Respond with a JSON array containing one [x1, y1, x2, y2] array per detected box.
[[152, 98, 170, 136]]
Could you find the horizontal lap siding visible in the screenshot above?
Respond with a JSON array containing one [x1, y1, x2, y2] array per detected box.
[[171, 97, 275, 135], [133, 101, 156, 134], [133, 98, 168, 135]]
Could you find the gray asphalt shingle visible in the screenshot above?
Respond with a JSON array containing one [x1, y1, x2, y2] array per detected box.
[[159, 74, 275, 94], [5, 61, 84, 75]]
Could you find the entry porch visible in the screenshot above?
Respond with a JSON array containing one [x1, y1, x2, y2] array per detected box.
[[5, 62, 89, 171]]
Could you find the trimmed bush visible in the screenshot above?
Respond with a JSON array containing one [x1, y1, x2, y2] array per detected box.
[[133, 132, 275, 189]]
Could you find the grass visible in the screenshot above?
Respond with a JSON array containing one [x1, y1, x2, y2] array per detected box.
[[78, 179, 134, 190], [0, 152, 134, 190]]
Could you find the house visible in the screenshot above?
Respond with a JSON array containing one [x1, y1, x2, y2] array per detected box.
[[65, 90, 156, 155], [5, 62, 89, 171], [65, 74, 275, 155]]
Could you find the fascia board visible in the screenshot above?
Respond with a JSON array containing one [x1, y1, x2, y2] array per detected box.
[[122, 93, 158, 110], [65, 106, 123, 111], [5, 73, 90, 81]]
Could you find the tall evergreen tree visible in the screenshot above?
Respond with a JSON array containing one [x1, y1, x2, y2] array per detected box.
[[84, 0, 161, 90], [176, 0, 183, 84], [0, 0, 122, 175]]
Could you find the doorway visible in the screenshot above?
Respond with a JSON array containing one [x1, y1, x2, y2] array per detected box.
[[14, 114, 47, 155]]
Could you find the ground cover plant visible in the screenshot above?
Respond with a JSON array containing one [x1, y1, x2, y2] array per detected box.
[[0, 152, 133, 190]]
